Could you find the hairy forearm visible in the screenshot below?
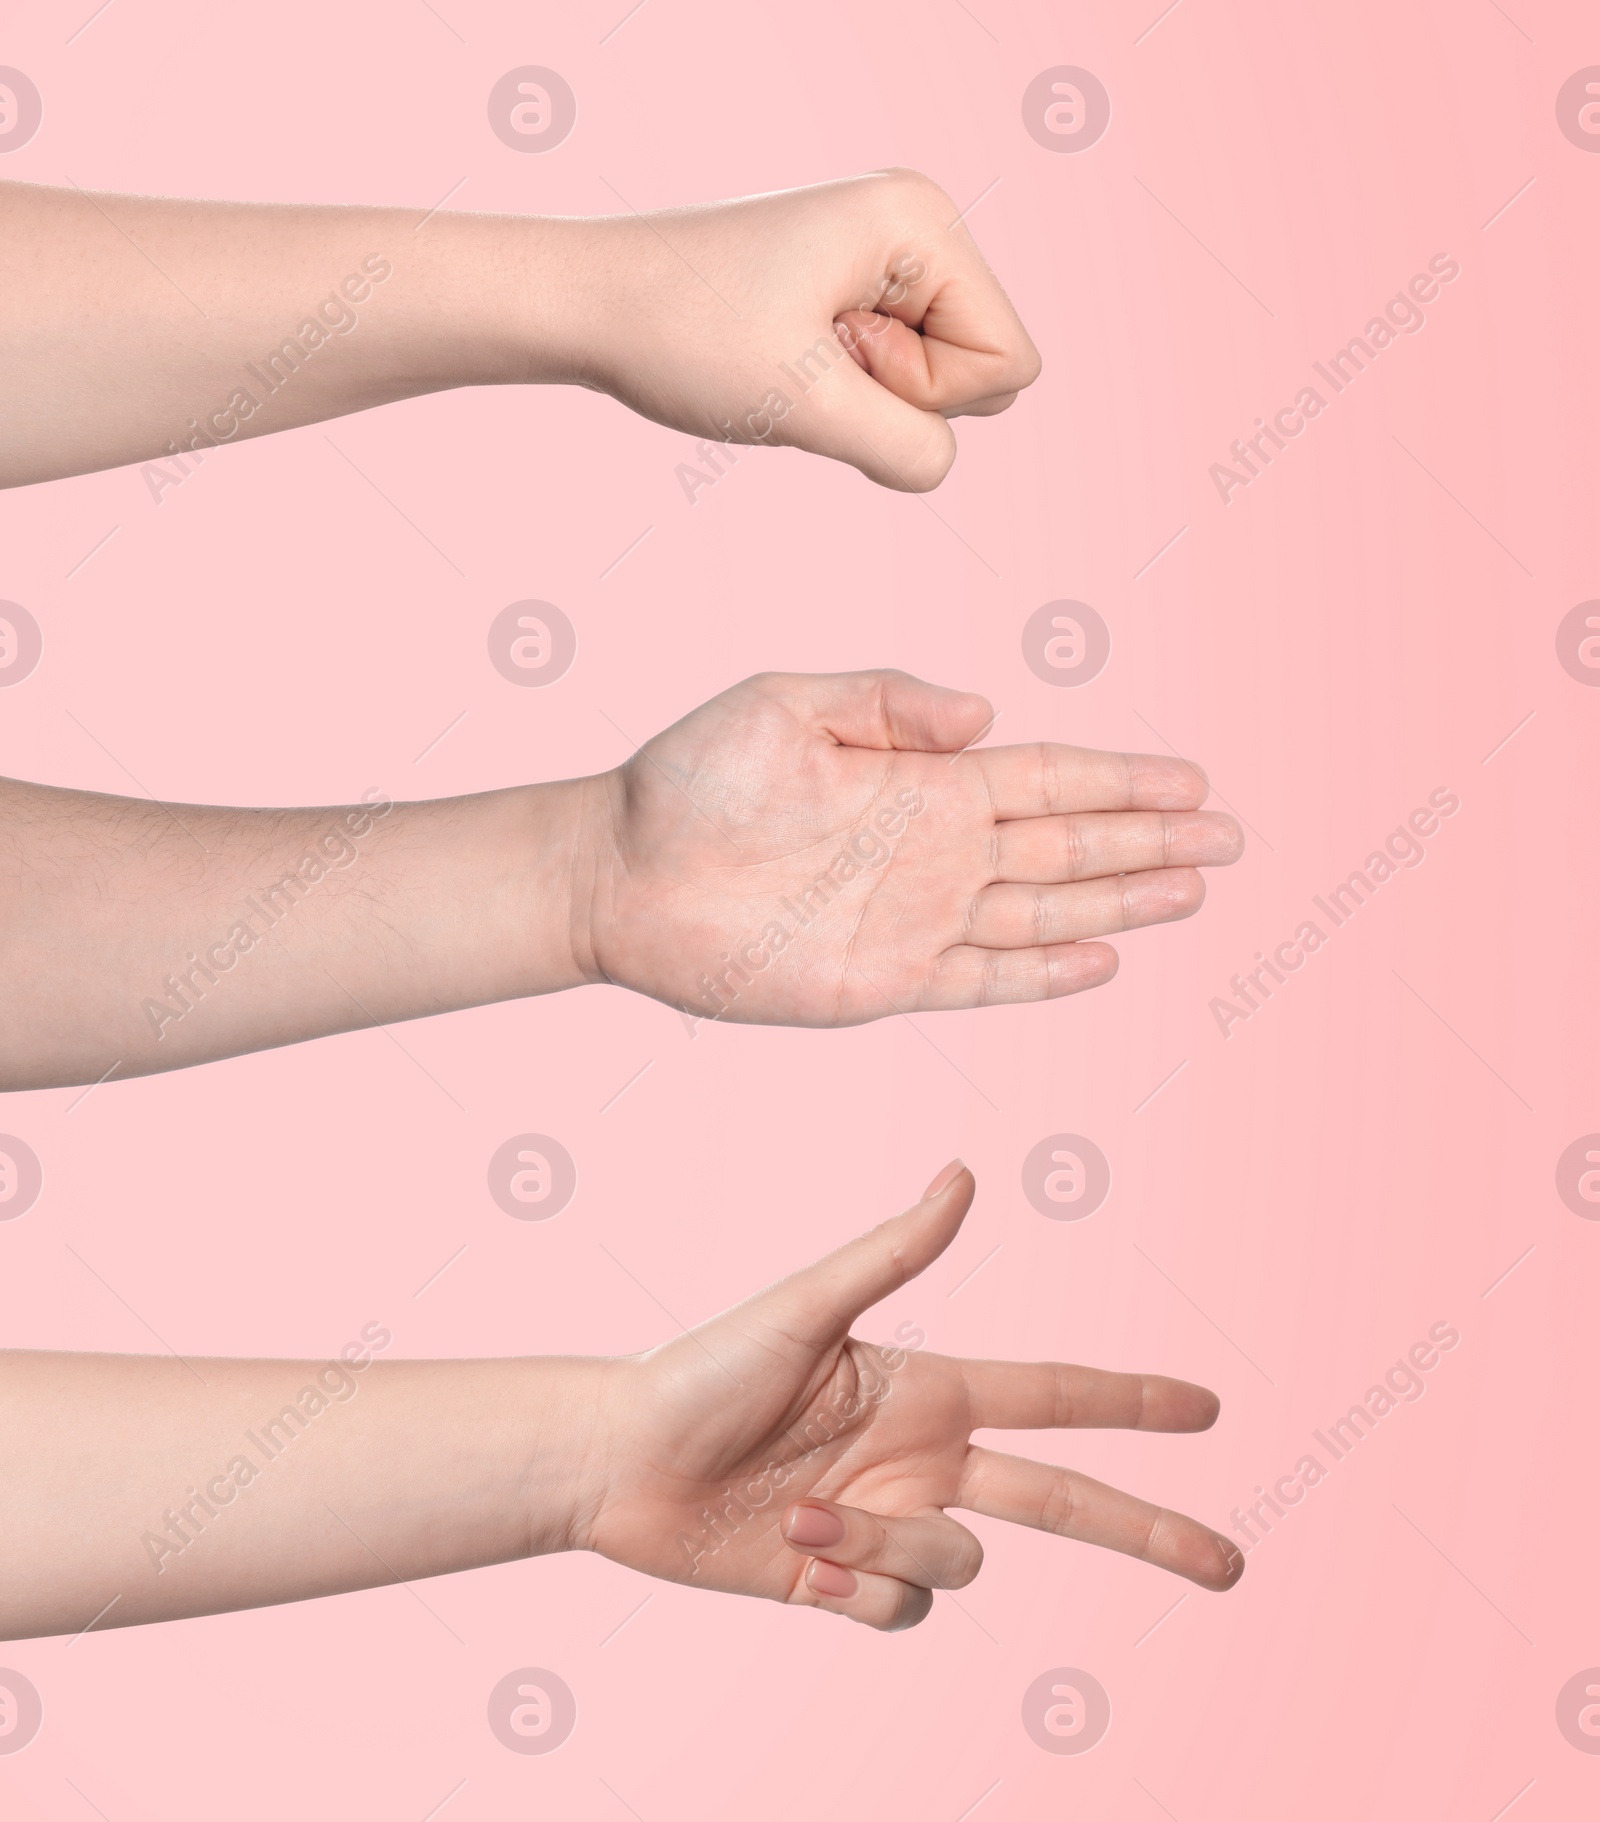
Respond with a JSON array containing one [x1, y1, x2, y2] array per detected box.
[[0, 1349, 607, 1639], [0, 774, 599, 1088], [0, 181, 600, 488]]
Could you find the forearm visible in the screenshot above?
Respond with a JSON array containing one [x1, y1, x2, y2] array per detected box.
[[0, 1347, 608, 1639], [0, 774, 600, 1088], [0, 181, 600, 488]]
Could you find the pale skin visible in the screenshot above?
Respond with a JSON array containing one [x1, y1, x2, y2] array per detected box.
[[0, 1164, 1242, 1642], [0, 669, 1243, 1089], [0, 163, 1248, 1659], [0, 168, 1039, 493]]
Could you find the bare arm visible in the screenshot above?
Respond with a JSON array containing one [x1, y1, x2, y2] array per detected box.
[[0, 1167, 1239, 1643], [0, 169, 1042, 493], [0, 180, 581, 488], [0, 671, 1243, 1090], [0, 774, 594, 1088], [0, 1344, 604, 1639]]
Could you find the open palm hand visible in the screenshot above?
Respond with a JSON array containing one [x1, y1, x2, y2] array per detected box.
[[581, 670, 1243, 1027]]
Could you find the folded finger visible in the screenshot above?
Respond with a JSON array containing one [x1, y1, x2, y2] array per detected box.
[[944, 389, 1020, 421], [787, 351, 957, 493], [971, 744, 1211, 819], [793, 1557, 936, 1631], [960, 1361, 1222, 1433], [782, 1499, 983, 1590], [835, 308, 1037, 416], [966, 872, 1205, 947], [993, 811, 1242, 883], [957, 1447, 1243, 1591], [915, 940, 1118, 1011]]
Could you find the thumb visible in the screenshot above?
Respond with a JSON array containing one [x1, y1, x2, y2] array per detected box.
[[796, 669, 995, 754], [749, 1162, 974, 1350], [782, 337, 957, 492]]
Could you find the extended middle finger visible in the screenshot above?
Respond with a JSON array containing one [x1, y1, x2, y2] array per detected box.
[[992, 810, 1244, 884]]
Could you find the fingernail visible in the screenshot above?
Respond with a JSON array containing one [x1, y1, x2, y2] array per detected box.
[[785, 1503, 846, 1548], [921, 1158, 965, 1200], [806, 1560, 858, 1599]]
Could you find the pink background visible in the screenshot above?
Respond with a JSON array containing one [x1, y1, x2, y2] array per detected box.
[[1, 1, 1596, 1816]]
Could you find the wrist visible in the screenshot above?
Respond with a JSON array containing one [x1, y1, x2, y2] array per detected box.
[[503, 774, 615, 995], [382, 210, 610, 392], [498, 213, 631, 390], [441, 778, 602, 1002], [519, 1356, 631, 1557]]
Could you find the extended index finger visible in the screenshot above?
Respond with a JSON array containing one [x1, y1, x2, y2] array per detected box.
[[961, 1360, 1222, 1433], [968, 743, 1211, 820]]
